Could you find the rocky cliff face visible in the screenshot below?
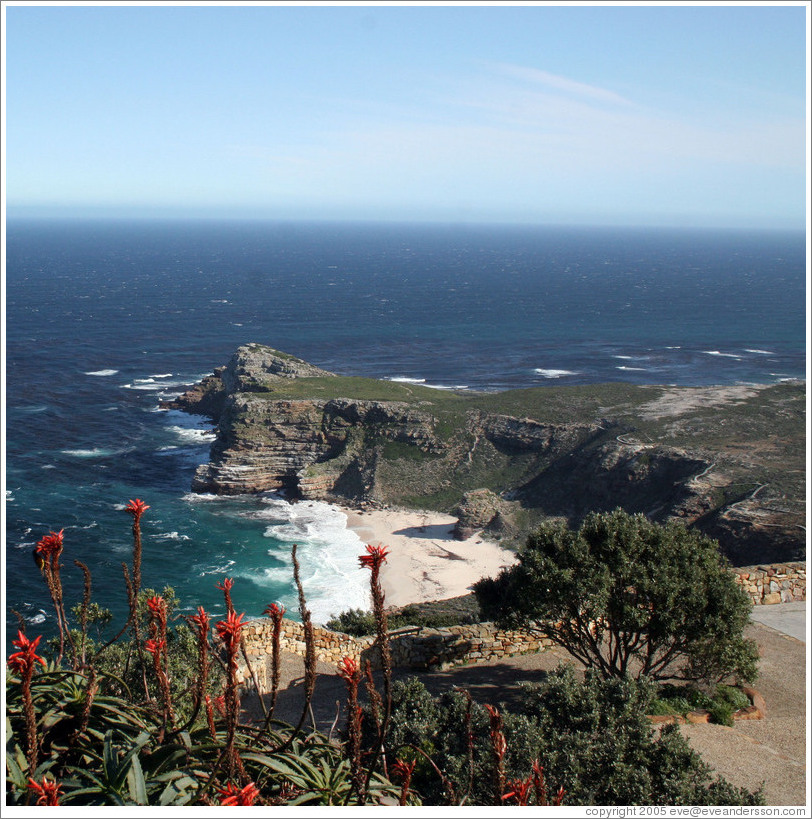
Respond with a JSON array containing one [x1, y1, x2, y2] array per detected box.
[[189, 394, 443, 495], [165, 344, 805, 564]]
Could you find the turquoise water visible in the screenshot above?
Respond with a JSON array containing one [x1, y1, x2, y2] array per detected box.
[[5, 220, 806, 643]]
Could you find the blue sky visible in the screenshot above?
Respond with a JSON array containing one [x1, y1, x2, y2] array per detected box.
[[3, 2, 808, 228]]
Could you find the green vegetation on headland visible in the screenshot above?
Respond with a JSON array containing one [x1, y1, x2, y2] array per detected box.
[[169, 344, 805, 565]]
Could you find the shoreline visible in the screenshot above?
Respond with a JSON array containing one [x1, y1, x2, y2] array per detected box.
[[337, 503, 518, 608]]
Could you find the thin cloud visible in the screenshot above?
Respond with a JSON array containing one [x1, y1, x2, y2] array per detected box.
[[493, 63, 635, 107]]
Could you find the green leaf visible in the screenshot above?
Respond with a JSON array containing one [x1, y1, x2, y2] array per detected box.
[[102, 730, 117, 781], [127, 752, 148, 804], [158, 775, 197, 806]]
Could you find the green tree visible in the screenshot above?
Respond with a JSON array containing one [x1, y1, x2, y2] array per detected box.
[[474, 509, 758, 684]]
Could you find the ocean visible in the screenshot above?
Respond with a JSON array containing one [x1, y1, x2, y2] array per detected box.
[[4, 219, 807, 643]]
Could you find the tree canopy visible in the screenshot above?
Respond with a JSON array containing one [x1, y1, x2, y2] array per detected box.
[[474, 509, 758, 684]]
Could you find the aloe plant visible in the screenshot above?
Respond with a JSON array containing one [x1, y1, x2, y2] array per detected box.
[[6, 501, 411, 806]]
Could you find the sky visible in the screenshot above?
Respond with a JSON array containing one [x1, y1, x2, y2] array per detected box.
[[2, 1, 809, 229]]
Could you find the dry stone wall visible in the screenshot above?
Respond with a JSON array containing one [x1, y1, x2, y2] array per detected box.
[[238, 562, 804, 690], [239, 618, 552, 689], [732, 562, 805, 604]]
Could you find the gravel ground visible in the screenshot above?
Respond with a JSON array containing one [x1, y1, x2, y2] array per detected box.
[[242, 620, 807, 806], [679, 622, 806, 806]]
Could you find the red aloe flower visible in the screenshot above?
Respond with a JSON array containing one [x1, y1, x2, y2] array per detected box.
[[27, 775, 63, 806], [215, 610, 246, 650], [336, 655, 359, 684], [358, 543, 389, 570], [125, 498, 150, 519], [217, 781, 260, 806], [502, 776, 533, 805], [7, 632, 47, 676], [144, 638, 166, 656], [391, 757, 416, 782], [215, 577, 234, 592], [212, 693, 227, 717], [146, 595, 166, 616], [35, 529, 64, 559], [391, 757, 416, 805], [263, 601, 286, 619], [189, 605, 210, 636]]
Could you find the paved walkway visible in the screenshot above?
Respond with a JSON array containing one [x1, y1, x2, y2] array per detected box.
[[243, 605, 807, 806], [750, 600, 807, 642]]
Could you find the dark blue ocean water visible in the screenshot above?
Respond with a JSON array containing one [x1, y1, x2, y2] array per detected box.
[[4, 219, 807, 644]]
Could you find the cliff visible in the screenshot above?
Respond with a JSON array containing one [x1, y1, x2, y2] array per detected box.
[[164, 343, 806, 565]]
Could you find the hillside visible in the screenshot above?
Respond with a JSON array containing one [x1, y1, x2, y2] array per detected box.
[[164, 343, 806, 566]]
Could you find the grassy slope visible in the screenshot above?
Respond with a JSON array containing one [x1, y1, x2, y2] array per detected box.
[[242, 376, 804, 523]]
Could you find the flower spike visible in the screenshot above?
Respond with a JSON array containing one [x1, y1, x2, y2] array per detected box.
[[125, 498, 150, 519], [35, 529, 64, 559], [217, 781, 260, 806], [358, 543, 389, 570], [263, 600, 286, 619], [7, 631, 47, 676], [27, 776, 63, 806]]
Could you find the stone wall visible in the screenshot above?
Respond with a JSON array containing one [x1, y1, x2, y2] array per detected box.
[[237, 562, 805, 689], [239, 618, 552, 689], [732, 562, 805, 604]]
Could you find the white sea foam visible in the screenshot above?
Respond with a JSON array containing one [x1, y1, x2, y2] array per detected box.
[[85, 369, 119, 376], [182, 492, 221, 503], [612, 355, 649, 361], [197, 559, 237, 577], [121, 382, 165, 391], [424, 383, 469, 391], [534, 368, 579, 378], [616, 366, 648, 371], [388, 376, 426, 384], [62, 447, 120, 458], [167, 425, 217, 444], [744, 349, 775, 355], [124, 376, 191, 392], [251, 497, 371, 624], [701, 350, 742, 359], [154, 531, 191, 541]]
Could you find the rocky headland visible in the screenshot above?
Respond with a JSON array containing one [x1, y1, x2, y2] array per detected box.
[[163, 343, 806, 566]]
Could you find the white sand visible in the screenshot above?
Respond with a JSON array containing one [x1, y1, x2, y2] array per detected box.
[[340, 506, 518, 608]]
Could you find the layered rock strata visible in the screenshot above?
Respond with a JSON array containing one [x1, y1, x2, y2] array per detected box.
[[165, 344, 805, 564]]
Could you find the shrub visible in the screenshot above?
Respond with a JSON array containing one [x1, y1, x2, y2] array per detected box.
[[650, 683, 752, 726], [373, 668, 764, 806], [475, 508, 758, 685], [326, 603, 474, 636], [325, 608, 378, 636]]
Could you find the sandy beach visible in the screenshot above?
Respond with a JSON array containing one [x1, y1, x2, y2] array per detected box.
[[340, 506, 518, 608]]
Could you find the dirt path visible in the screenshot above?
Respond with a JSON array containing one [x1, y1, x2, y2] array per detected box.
[[242, 621, 806, 806]]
